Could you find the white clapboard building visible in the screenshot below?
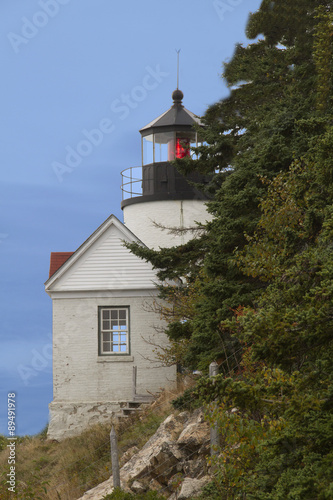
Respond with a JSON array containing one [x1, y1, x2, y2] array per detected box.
[[45, 89, 211, 440]]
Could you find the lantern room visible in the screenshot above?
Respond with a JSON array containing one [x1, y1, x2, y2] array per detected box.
[[121, 89, 208, 208], [140, 89, 201, 165]]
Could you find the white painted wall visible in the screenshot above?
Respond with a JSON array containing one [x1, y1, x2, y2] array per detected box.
[[48, 292, 176, 439], [52, 294, 174, 403], [123, 199, 211, 249]]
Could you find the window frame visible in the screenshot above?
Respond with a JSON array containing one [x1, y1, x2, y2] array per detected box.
[[98, 306, 130, 356]]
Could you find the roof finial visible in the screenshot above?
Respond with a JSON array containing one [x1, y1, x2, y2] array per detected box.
[[176, 49, 181, 89], [172, 49, 183, 104]]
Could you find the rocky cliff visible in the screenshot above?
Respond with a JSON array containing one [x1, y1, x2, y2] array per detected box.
[[78, 409, 213, 499]]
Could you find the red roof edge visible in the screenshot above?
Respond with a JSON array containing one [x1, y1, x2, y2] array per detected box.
[[49, 252, 74, 278]]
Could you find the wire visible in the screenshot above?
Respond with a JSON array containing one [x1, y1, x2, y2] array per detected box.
[[51, 449, 112, 495], [23, 360, 241, 499], [39, 438, 110, 475], [47, 404, 213, 497], [74, 437, 212, 499]]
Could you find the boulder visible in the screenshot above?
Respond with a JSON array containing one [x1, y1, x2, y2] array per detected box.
[[182, 456, 207, 478], [177, 409, 210, 452], [121, 445, 140, 465], [120, 412, 189, 485], [149, 478, 165, 492], [178, 476, 211, 499], [149, 442, 185, 484]]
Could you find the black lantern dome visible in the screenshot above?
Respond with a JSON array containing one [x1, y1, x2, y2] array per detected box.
[[121, 90, 208, 209]]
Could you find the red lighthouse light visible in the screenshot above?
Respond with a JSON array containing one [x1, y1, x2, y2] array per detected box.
[[175, 137, 190, 159]]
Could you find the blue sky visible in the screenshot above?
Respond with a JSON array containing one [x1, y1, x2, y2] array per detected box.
[[0, 0, 262, 436]]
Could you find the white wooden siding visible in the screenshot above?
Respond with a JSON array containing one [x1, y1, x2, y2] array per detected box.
[[51, 224, 157, 291]]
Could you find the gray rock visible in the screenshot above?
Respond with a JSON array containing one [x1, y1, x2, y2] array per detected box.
[[182, 457, 207, 478], [120, 413, 188, 485], [178, 476, 210, 499], [177, 409, 210, 452], [130, 480, 146, 493], [121, 445, 139, 464]]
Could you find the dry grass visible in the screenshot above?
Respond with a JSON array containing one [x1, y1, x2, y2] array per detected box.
[[0, 381, 192, 500]]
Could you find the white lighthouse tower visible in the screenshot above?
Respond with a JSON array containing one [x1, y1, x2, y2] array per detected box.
[[121, 88, 210, 249]]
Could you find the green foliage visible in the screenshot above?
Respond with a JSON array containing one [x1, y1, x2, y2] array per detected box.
[[171, 385, 202, 411], [195, 480, 224, 500], [313, 6, 333, 111], [197, 119, 333, 496], [127, 1, 333, 497], [215, 148, 333, 496]]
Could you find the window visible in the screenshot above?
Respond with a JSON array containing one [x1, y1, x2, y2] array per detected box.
[[99, 307, 129, 355]]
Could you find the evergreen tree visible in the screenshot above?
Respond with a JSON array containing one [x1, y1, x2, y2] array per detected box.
[[170, 3, 333, 497], [127, 0, 327, 370], [200, 125, 333, 499]]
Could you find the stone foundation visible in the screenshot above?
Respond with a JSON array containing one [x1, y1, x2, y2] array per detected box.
[[47, 401, 124, 441]]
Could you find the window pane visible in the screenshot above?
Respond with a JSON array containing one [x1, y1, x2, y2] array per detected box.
[[103, 342, 111, 352], [112, 344, 119, 352], [119, 320, 126, 327], [103, 332, 110, 342], [113, 334, 119, 342], [119, 310, 126, 320], [155, 132, 174, 162], [120, 334, 126, 342], [120, 344, 127, 352], [103, 320, 110, 330], [111, 310, 118, 319], [111, 320, 118, 329], [143, 134, 154, 165], [102, 310, 110, 320]]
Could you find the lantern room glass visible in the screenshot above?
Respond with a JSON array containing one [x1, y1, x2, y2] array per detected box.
[[142, 134, 154, 165], [155, 131, 175, 162], [142, 130, 198, 165]]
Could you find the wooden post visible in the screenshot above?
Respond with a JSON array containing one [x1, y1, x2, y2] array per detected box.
[[110, 426, 121, 489], [209, 360, 219, 377], [132, 365, 137, 400], [209, 361, 219, 456]]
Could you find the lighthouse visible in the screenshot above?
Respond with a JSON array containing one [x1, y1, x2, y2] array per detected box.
[[121, 88, 210, 248], [45, 87, 210, 440]]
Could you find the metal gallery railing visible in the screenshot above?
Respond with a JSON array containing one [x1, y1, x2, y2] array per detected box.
[[120, 167, 143, 201]]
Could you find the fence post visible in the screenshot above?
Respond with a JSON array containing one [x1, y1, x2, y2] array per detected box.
[[209, 361, 219, 456], [110, 426, 121, 489]]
